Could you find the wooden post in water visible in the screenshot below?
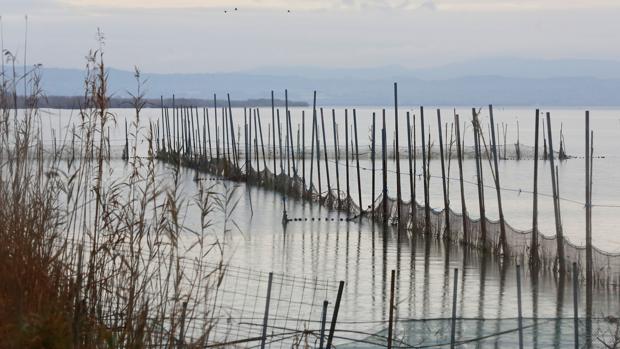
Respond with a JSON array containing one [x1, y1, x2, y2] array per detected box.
[[326, 281, 345, 349], [393, 83, 402, 227], [371, 112, 376, 217], [227, 94, 239, 168], [277, 110, 284, 175], [302, 111, 306, 189], [382, 109, 388, 222], [332, 110, 341, 205], [319, 300, 328, 349], [531, 110, 540, 267], [271, 91, 277, 181], [472, 108, 487, 249], [437, 109, 450, 238], [455, 114, 467, 244], [353, 109, 362, 212], [320, 108, 331, 195], [545, 112, 566, 273], [406, 111, 414, 223], [420, 107, 430, 234], [244, 109, 249, 173], [489, 105, 509, 256], [309, 93, 316, 194], [585, 111, 593, 345], [260, 272, 273, 349], [254, 109, 261, 174], [257, 109, 267, 171], [314, 98, 322, 197], [387, 269, 395, 349], [345, 109, 350, 206], [288, 110, 297, 177], [214, 94, 219, 160]]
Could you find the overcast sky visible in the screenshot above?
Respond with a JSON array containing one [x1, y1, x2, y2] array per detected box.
[[1, 0, 619, 73]]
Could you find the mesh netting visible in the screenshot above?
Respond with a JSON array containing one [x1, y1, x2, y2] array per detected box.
[[157, 149, 620, 288]]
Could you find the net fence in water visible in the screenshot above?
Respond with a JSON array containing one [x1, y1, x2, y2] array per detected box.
[[158, 149, 620, 288]]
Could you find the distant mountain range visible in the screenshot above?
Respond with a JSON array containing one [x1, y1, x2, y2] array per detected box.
[[38, 58, 620, 106]]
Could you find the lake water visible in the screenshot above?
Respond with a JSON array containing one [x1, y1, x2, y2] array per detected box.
[[38, 106, 620, 347]]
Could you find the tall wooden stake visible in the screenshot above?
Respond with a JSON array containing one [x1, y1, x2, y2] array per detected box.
[[332, 109, 341, 204], [546, 112, 565, 273], [455, 114, 467, 243], [353, 109, 362, 211], [393, 83, 402, 227], [437, 109, 450, 238], [531, 110, 540, 267], [489, 105, 509, 256]]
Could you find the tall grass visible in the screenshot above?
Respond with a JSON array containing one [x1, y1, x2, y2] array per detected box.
[[0, 33, 230, 348]]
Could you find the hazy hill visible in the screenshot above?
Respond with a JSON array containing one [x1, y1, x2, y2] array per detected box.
[[38, 58, 620, 106]]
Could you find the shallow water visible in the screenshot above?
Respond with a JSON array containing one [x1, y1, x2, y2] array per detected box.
[[32, 106, 620, 346]]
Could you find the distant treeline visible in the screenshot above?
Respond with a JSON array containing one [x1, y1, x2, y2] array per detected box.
[[21, 96, 309, 109]]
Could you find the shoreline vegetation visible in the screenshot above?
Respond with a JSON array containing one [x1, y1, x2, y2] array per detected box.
[[1, 35, 233, 347], [12, 95, 309, 109]]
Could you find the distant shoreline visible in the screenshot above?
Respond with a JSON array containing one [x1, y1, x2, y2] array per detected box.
[[22, 96, 309, 109]]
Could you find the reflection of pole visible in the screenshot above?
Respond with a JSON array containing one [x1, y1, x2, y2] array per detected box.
[[516, 265, 524, 349], [572, 262, 579, 349], [387, 269, 396, 349], [450, 268, 459, 349]]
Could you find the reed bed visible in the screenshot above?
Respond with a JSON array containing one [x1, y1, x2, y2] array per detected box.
[[0, 40, 232, 348]]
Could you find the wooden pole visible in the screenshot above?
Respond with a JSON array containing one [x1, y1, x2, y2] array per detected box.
[[302, 111, 306, 189], [332, 109, 341, 204], [214, 94, 219, 160], [455, 114, 467, 244], [353, 109, 362, 211], [257, 108, 267, 171], [320, 108, 331, 194], [244, 108, 249, 172], [489, 105, 509, 256], [382, 109, 388, 222], [309, 93, 316, 194], [254, 109, 261, 174], [473, 108, 487, 249], [288, 110, 297, 177], [345, 109, 350, 205], [314, 96, 322, 196], [227, 94, 239, 168], [531, 110, 540, 267], [260, 272, 274, 349], [371, 112, 376, 218], [420, 107, 430, 234], [271, 91, 276, 181], [394, 83, 402, 227], [585, 111, 593, 344], [277, 109, 284, 175], [437, 109, 450, 238], [407, 111, 414, 220], [545, 112, 565, 273], [319, 300, 328, 349], [326, 281, 345, 349]]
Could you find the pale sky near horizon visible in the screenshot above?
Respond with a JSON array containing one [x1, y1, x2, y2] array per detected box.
[[1, 0, 619, 73]]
